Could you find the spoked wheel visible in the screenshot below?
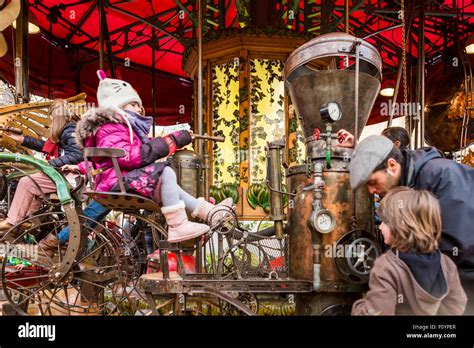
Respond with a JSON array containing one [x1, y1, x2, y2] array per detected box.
[[0, 211, 135, 315], [207, 207, 238, 235], [220, 292, 259, 316], [149, 294, 219, 316], [111, 212, 168, 315], [148, 293, 253, 316]]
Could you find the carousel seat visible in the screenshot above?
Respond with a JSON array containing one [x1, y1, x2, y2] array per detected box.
[[82, 147, 162, 214], [83, 191, 161, 213]]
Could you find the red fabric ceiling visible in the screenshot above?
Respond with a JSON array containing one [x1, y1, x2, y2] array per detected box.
[[0, 26, 192, 125]]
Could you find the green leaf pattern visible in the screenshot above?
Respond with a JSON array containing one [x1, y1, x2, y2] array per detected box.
[[212, 61, 241, 186], [249, 59, 285, 182]]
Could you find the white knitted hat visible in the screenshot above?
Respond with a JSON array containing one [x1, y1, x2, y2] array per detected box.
[[96, 70, 142, 109]]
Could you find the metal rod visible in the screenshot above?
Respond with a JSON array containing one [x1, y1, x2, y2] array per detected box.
[[98, 0, 104, 70], [152, 27, 156, 137], [419, 5, 425, 147], [48, 21, 52, 99], [345, 0, 349, 33], [192, 134, 224, 142], [106, 3, 181, 42], [197, 0, 204, 157], [103, 7, 116, 78], [15, 0, 30, 103], [352, 41, 360, 227], [354, 44, 360, 143], [363, 24, 402, 40]]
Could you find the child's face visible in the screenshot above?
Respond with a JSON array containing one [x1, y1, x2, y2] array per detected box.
[[379, 221, 392, 245], [123, 102, 142, 114]]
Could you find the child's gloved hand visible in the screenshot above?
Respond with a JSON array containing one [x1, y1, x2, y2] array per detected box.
[[337, 129, 355, 148], [170, 130, 192, 149]]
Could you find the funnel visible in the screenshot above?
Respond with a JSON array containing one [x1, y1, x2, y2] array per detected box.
[[284, 33, 382, 140]]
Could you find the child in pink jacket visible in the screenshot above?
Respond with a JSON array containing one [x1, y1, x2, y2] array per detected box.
[[73, 71, 232, 244]]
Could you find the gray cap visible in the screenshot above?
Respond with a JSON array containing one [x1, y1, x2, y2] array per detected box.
[[350, 135, 394, 189]]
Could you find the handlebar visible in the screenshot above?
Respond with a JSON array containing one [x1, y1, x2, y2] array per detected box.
[[191, 134, 225, 143]]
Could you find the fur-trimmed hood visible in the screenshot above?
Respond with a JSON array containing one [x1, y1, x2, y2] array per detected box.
[[75, 106, 134, 148]]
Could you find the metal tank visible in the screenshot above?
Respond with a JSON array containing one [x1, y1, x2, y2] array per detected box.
[[169, 149, 203, 198], [284, 33, 383, 315]]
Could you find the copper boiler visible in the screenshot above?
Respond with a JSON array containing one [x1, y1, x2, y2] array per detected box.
[[284, 33, 383, 315]]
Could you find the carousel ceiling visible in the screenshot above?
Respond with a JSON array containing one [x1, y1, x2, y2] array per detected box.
[[23, 0, 474, 75]]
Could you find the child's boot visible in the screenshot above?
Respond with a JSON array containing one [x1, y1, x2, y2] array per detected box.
[[162, 201, 209, 243], [37, 234, 61, 258], [191, 197, 234, 225]]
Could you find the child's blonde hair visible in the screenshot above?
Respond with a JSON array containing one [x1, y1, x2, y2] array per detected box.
[[49, 99, 80, 143], [377, 187, 442, 253]]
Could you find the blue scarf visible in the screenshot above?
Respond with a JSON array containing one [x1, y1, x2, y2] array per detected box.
[[124, 110, 153, 144]]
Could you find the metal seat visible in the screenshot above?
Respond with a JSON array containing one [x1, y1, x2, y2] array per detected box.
[[83, 191, 162, 213], [82, 147, 162, 213]]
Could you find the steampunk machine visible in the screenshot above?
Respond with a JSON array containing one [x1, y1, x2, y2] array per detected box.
[[0, 33, 383, 316], [284, 32, 383, 314], [137, 32, 383, 315]]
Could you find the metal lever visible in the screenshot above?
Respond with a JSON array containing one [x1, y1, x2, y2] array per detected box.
[[192, 133, 225, 142]]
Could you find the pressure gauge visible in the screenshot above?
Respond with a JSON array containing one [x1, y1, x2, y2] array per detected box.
[[320, 101, 342, 123], [309, 209, 336, 234]]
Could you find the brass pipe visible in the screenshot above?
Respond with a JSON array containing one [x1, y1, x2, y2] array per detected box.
[[266, 140, 286, 238]]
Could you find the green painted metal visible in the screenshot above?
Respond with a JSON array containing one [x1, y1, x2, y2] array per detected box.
[[6, 169, 39, 181], [0, 153, 73, 204]]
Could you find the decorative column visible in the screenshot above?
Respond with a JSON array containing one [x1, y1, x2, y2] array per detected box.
[[183, 32, 306, 225]]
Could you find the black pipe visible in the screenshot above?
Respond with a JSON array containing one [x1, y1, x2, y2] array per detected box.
[[15, 0, 30, 103]]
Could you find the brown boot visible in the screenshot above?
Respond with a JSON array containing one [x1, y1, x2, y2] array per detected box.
[[0, 220, 13, 232], [37, 234, 60, 258]]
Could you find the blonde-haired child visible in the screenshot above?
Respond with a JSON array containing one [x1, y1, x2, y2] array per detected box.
[[352, 187, 467, 315]]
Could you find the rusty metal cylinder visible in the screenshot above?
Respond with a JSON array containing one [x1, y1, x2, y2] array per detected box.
[[169, 149, 203, 198], [287, 145, 375, 315], [266, 140, 286, 238], [287, 143, 374, 288]]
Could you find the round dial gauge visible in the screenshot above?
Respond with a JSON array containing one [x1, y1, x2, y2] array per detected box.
[[320, 101, 342, 122], [311, 209, 336, 234], [317, 213, 333, 230]]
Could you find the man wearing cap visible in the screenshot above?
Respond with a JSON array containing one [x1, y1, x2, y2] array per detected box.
[[350, 135, 474, 313]]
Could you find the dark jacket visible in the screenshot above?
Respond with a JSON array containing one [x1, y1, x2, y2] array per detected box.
[[352, 250, 467, 315], [22, 123, 83, 167], [401, 147, 474, 281]]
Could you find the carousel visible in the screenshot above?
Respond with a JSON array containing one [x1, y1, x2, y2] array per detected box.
[[0, 0, 472, 316]]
